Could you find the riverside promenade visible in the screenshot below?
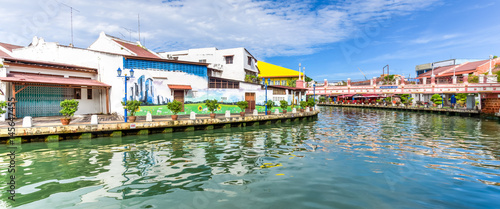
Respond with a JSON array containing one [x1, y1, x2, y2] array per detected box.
[[319, 103, 484, 117], [0, 111, 319, 143]]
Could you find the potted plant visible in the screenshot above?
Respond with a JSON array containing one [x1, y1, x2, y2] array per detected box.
[[328, 97, 332, 104], [237, 101, 248, 117], [266, 100, 274, 115], [430, 94, 442, 107], [280, 100, 289, 114], [121, 100, 141, 122], [319, 97, 326, 104], [167, 100, 183, 120], [300, 101, 307, 112], [60, 99, 79, 125], [307, 99, 316, 111], [205, 99, 220, 119]]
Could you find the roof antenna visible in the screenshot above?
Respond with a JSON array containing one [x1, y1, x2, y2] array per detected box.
[[60, 3, 80, 46], [138, 14, 141, 44], [121, 27, 136, 42]]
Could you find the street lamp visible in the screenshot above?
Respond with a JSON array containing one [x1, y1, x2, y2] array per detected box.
[[313, 83, 316, 110], [263, 78, 270, 115], [117, 67, 134, 122]]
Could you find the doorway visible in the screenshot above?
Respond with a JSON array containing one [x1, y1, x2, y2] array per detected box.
[[245, 92, 255, 113], [173, 90, 185, 112]]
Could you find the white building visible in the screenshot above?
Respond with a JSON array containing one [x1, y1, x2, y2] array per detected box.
[[0, 33, 273, 118], [159, 47, 259, 82]]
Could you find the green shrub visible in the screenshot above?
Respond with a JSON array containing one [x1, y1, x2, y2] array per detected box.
[[319, 97, 326, 103], [431, 94, 443, 105], [266, 100, 274, 108], [300, 101, 307, 109], [121, 100, 141, 116], [236, 101, 248, 112], [60, 99, 79, 119], [279, 100, 289, 110], [328, 97, 332, 103], [307, 99, 316, 107], [205, 99, 220, 113], [400, 94, 413, 104], [167, 100, 183, 115], [0, 101, 7, 114], [384, 97, 392, 102]]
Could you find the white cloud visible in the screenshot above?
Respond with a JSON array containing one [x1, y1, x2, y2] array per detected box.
[[0, 0, 440, 59]]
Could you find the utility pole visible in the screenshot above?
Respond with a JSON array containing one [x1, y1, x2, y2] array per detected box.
[[60, 3, 80, 46]]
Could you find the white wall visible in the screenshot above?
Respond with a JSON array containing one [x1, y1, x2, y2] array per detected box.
[[12, 38, 124, 115], [159, 47, 258, 82]]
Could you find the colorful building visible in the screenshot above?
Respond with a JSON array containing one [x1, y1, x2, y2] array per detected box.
[[258, 61, 304, 87]]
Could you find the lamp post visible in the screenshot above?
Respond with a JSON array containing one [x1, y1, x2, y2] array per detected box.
[[313, 83, 316, 110], [117, 67, 134, 122], [263, 78, 270, 115]]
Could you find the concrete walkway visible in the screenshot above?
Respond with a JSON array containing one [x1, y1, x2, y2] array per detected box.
[[0, 112, 282, 128]]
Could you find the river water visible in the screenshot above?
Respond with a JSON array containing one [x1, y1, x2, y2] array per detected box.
[[1, 107, 499, 209]]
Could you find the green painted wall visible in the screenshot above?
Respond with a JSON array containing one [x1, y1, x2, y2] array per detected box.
[[135, 103, 297, 116]]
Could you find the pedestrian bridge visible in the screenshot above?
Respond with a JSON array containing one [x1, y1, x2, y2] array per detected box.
[[306, 75, 500, 96]]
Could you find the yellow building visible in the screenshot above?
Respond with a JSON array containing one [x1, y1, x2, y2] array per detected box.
[[258, 61, 304, 86]]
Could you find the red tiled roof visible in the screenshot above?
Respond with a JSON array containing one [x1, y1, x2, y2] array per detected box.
[[418, 65, 457, 78], [3, 57, 97, 73], [0, 42, 23, 52], [0, 42, 23, 58], [0, 73, 110, 87], [168, 84, 192, 90], [0, 50, 10, 58], [112, 39, 160, 59], [418, 60, 491, 78]]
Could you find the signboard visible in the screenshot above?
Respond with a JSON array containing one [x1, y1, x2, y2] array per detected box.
[[406, 78, 420, 82], [130, 123, 136, 129], [379, 86, 398, 89]]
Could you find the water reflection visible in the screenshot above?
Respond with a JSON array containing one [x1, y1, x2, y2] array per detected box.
[[0, 107, 499, 208]]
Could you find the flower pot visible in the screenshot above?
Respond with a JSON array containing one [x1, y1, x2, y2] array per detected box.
[[300, 109, 304, 112], [171, 115, 178, 120], [432, 103, 437, 107], [60, 118, 70, 125], [210, 113, 216, 119], [309, 107, 313, 111], [282, 110, 287, 114], [128, 116, 136, 122], [240, 112, 245, 117], [267, 111, 271, 115]]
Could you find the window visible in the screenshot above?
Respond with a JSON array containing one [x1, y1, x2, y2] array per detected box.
[[199, 59, 206, 63], [87, 89, 92, 99], [225, 56, 234, 64], [209, 77, 240, 89], [248, 56, 252, 65], [74, 88, 81, 99], [282, 80, 287, 86], [275, 80, 279, 85]]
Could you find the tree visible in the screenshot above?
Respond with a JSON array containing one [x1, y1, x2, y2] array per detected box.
[[279, 100, 288, 111], [304, 76, 313, 82], [494, 55, 498, 59], [60, 99, 79, 119], [236, 101, 248, 112], [205, 99, 220, 114], [121, 100, 141, 116], [300, 101, 307, 109], [0, 101, 7, 114], [167, 100, 183, 115], [400, 94, 413, 104], [431, 94, 443, 105]]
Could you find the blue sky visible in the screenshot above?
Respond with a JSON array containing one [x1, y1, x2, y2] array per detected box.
[[1, 0, 499, 81]]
